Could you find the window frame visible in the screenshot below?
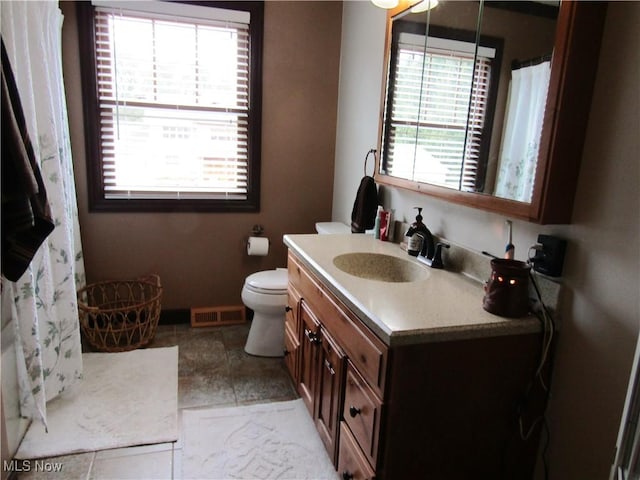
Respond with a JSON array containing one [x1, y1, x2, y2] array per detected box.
[[381, 21, 503, 193], [77, 1, 264, 213]]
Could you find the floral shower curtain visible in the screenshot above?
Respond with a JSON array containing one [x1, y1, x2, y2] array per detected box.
[[1, 1, 85, 427], [494, 61, 551, 203]]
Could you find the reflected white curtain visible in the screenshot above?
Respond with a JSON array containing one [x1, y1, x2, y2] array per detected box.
[[1, 1, 85, 427], [495, 61, 551, 202]]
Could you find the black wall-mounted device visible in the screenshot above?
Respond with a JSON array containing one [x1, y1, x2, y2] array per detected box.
[[530, 234, 567, 277]]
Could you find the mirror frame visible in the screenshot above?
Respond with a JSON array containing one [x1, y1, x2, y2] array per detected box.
[[375, 0, 607, 224]]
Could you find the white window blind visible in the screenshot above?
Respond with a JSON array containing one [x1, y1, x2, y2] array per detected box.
[[93, 5, 251, 200], [385, 33, 495, 191]]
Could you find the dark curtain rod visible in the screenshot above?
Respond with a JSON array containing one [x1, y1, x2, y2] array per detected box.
[[511, 53, 552, 71]]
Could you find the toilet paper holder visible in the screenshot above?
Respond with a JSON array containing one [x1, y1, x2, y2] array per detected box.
[[246, 235, 270, 256], [246, 225, 270, 256]]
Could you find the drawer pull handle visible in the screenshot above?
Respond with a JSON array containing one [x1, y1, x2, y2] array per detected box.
[[285, 305, 292, 312], [324, 359, 335, 375], [304, 328, 321, 345], [349, 405, 361, 418], [342, 472, 354, 480]]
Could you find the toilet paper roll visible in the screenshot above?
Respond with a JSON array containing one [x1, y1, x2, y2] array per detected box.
[[247, 236, 269, 256]]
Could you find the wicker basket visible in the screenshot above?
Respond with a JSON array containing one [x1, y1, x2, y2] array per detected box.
[[78, 275, 163, 352]]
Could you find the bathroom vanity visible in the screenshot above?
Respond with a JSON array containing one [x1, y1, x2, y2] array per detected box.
[[283, 233, 549, 479]]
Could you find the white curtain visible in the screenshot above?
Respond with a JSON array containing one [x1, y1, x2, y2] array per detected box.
[[495, 61, 551, 203], [1, 1, 85, 427]]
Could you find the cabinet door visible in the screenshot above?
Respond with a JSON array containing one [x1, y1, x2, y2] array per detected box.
[[284, 323, 300, 382], [315, 327, 345, 465], [284, 287, 301, 381], [298, 301, 321, 417], [285, 286, 301, 334]]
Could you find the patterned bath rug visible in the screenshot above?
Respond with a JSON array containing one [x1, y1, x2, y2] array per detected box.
[[181, 399, 339, 479], [16, 345, 178, 459]]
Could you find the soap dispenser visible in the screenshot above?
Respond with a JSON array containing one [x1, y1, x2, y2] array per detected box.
[[406, 207, 427, 257]]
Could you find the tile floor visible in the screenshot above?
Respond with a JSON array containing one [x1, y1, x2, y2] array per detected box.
[[17, 322, 299, 480]]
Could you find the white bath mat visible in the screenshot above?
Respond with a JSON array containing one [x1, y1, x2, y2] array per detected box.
[[181, 399, 339, 479], [16, 346, 178, 459]]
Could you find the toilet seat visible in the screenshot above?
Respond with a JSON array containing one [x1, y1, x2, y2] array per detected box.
[[244, 269, 288, 295]]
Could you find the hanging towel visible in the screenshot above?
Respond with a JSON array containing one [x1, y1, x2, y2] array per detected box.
[[1, 38, 55, 281], [350, 176, 378, 233]]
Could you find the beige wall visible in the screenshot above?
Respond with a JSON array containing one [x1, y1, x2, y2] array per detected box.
[[335, 1, 639, 478], [61, 1, 342, 309]]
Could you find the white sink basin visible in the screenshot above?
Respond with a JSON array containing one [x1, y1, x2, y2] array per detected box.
[[333, 252, 428, 283]]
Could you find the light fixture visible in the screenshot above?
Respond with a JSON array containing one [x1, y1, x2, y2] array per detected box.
[[410, 0, 439, 13], [371, 0, 399, 9]]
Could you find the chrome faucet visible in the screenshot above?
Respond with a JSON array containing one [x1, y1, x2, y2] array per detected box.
[[408, 230, 435, 260], [422, 242, 450, 269], [413, 234, 450, 269], [404, 208, 449, 268]]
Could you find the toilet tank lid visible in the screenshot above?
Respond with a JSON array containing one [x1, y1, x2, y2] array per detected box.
[[315, 222, 351, 234], [245, 269, 288, 291]]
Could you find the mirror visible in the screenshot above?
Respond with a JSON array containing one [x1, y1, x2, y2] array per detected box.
[[376, 1, 607, 224]]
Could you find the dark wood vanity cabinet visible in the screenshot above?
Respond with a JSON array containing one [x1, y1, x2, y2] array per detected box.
[[286, 250, 547, 479], [287, 283, 346, 464], [297, 299, 346, 464], [315, 319, 345, 463], [283, 286, 301, 382], [298, 302, 320, 413]]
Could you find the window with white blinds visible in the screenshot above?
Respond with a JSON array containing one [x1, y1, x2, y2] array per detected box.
[[78, 1, 263, 211], [383, 29, 496, 192]]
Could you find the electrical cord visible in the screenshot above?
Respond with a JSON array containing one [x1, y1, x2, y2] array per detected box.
[[541, 417, 551, 480], [512, 268, 556, 480], [484, 249, 556, 478], [530, 270, 556, 391], [498, 266, 556, 480]]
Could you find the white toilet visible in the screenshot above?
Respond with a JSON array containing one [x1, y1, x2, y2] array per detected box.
[[242, 222, 350, 357], [242, 268, 289, 357]]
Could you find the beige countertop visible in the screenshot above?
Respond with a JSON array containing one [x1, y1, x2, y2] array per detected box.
[[283, 233, 540, 347]]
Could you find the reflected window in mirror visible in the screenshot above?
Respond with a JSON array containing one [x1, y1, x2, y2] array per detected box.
[[380, 21, 503, 194]]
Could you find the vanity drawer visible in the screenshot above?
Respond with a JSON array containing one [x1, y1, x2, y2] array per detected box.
[[338, 422, 376, 480], [288, 251, 387, 395], [343, 362, 382, 468]]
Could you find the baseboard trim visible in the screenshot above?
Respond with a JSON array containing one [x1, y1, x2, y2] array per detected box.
[[159, 309, 190, 325], [159, 308, 252, 325]]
